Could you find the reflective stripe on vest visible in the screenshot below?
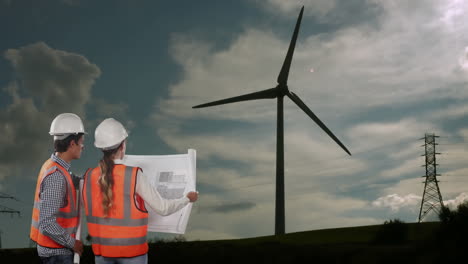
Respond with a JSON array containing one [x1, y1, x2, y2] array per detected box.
[[83, 164, 149, 258], [30, 159, 78, 248]]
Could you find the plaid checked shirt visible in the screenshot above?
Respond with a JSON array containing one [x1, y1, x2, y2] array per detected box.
[[36, 153, 80, 257]]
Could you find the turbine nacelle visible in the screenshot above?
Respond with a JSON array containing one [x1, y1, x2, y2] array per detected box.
[[276, 84, 289, 96]]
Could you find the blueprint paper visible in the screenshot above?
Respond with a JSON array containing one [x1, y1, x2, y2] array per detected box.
[[122, 149, 196, 234]]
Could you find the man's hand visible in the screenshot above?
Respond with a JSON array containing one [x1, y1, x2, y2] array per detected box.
[[186, 191, 198, 202], [73, 240, 83, 256]]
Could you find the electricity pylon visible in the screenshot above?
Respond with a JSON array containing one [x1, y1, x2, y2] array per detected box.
[[418, 133, 444, 222]]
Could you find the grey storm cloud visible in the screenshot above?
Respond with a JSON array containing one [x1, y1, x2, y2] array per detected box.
[[0, 42, 100, 180], [256, 0, 383, 27], [202, 202, 257, 213], [4, 42, 100, 115]]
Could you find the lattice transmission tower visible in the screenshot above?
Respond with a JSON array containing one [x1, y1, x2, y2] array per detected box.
[[418, 133, 444, 223]]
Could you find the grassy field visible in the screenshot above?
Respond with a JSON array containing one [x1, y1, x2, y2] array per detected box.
[[0, 222, 462, 263]]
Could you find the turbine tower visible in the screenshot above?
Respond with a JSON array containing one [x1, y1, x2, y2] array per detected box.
[[193, 6, 351, 235]]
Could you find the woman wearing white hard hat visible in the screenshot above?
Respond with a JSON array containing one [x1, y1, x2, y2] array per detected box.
[[83, 118, 198, 264]]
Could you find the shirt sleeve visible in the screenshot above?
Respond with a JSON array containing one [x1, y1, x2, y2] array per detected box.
[[38, 172, 76, 249], [135, 170, 190, 216]]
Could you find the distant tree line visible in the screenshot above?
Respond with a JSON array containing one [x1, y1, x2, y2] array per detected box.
[[373, 201, 468, 246], [373, 218, 408, 244], [438, 201, 468, 244]]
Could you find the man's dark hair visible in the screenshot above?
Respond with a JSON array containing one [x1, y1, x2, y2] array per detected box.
[[54, 133, 84, 153]]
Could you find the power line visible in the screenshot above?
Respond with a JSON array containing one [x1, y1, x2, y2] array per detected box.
[[0, 192, 21, 249], [0, 192, 19, 201], [0, 204, 20, 216], [0, 192, 21, 216]]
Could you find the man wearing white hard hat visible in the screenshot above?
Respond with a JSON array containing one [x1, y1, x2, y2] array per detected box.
[[83, 118, 198, 264], [30, 113, 85, 263]]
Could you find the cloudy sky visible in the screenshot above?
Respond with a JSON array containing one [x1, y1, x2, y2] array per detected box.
[[1, 0, 468, 248]]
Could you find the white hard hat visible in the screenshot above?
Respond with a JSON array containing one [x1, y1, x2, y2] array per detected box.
[[94, 118, 128, 150], [49, 113, 86, 140]]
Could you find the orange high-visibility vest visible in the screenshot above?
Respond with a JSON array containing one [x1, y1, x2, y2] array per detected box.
[[30, 159, 78, 248], [83, 164, 148, 258]]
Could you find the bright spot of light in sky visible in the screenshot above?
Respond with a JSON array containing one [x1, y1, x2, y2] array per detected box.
[[309, 68, 315, 73]]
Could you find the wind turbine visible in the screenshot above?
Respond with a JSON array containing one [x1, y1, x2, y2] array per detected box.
[[193, 6, 351, 235]]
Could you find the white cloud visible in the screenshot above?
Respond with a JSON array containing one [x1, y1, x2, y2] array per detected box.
[[373, 192, 468, 213], [437, 0, 468, 33], [372, 193, 421, 211], [382, 176, 452, 201], [444, 192, 468, 209]]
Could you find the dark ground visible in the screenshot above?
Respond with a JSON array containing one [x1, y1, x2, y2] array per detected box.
[[0, 222, 464, 264]]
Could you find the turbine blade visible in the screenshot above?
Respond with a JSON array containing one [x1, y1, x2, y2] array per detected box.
[[287, 92, 352, 156], [193, 88, 279, 108], [277, 6, 304, 86]]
